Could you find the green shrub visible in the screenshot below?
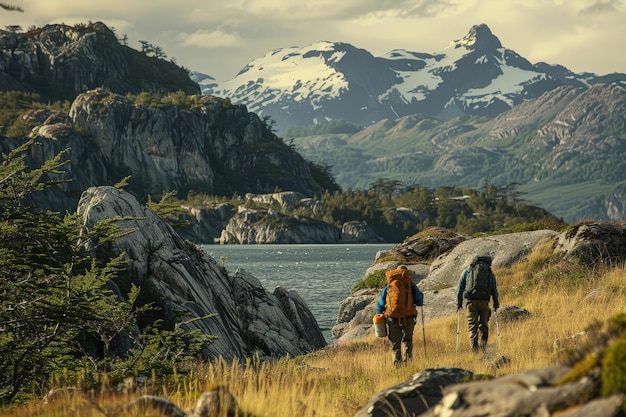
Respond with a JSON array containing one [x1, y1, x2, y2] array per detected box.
[[601, 337, 626, 402], [351, 270, 386, 293], [5, 119, 32, 137]]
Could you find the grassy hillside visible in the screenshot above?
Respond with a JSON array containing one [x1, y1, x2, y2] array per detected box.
[[520, 180, 625, 222], [4, 238, 625, 417]]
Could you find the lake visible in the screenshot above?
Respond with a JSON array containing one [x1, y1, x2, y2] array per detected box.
[[202, 243, 392, 343]]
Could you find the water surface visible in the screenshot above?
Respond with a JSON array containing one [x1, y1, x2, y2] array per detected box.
[[203, 244, 391, 342]]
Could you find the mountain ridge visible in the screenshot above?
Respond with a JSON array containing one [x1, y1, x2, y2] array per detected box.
[[292, 83, 626, 222], [194, 23, 626, 134]]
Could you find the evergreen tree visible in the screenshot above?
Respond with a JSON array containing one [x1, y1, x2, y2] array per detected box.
[[0, 139, 165, 402]]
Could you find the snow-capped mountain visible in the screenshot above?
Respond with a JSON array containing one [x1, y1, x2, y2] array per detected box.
[[193, 24, 626, 133]]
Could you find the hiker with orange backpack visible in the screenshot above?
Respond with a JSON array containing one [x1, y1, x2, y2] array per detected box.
[[376, 265, 424, 367]]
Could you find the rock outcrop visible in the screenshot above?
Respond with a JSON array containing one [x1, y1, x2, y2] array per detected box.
[[177, 203, 234, 244], [422, 229, 559, 289], [244, 191, 310, 209], [217, 207, 341, 244], [172, 192, 385, 244], [0, 23, 199, 100], [77, 186, 326, 360], [373, 227, 472, 264], [355, 368, 476, 417], [355, 365, 625, 417], [341, 221, 384, 244], [1, 87, 325, 216], [554, 222, 626, 266]]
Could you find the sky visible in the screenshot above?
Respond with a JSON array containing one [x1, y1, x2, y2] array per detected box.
[[2, 0, 625, 81]]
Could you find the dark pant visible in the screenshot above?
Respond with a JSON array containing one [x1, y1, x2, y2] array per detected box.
[[387, 316, 416, 365], [466, 299, 491, 350]]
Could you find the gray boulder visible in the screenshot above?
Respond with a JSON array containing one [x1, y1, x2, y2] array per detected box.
[[497, 305, 531, 322], [354, 368, 476, 417], [554, 222, 626, 266], [364, 262, 430, 281], [424, 229, 558, 289], [332, 289, 380, 340], [230, 269, 327, 357], [378, 227, 471, 264], [357, 365, 624, 417], [421, 366, 603, 417], [77, 186, 326, 360], [340, 221, 385, 244], [177, 203, 234, 244]]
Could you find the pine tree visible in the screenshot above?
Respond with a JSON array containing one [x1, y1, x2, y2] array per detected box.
[[0, 139, 135, 403]]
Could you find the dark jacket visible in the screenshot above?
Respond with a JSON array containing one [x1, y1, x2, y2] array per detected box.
[[456, 263, 499, 309]]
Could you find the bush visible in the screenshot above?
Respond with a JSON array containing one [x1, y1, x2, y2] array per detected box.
[[601, 337, 626, 401], [351, 270, 386, 293]]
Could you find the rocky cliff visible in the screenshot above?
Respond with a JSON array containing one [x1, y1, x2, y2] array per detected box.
[[0, 22, 199, 100], [0, 22, 330, 221], [77, 185, 327, 360], [1, 88, 325, 215]]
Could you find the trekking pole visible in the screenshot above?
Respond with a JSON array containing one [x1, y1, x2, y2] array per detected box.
[[455, 308, 460, 354], [421, 305, 427, 359], [494, 309, 501, 350], [383, 336, 388, 367]]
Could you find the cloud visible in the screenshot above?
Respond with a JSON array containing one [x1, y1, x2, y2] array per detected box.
[[178, 30, 245, 49], [360, 0, 458, 19], [205, 0, 459, 21], [580, 0, 622, 14]]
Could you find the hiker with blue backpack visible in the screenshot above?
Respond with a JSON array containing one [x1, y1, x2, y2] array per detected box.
[[377, 265, 424, 367], [456, 255, 500, 352]]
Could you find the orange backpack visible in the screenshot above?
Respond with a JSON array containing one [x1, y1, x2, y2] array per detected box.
[[384, 268, 417, 320]]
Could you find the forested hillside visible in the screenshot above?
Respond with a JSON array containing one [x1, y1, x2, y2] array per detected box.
[[190, 179, 562, 243]]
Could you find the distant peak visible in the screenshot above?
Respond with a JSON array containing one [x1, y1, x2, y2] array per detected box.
[[452, 24, 503, 51]]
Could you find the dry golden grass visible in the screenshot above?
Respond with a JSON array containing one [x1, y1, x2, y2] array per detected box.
[[3, 241, 626, 417]]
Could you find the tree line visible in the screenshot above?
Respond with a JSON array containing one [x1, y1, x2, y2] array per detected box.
[[192, 178, 564, 243]]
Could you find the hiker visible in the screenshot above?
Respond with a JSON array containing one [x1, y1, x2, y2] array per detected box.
[[377, 265, 424, 367], [456, 255, 499, 352]]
